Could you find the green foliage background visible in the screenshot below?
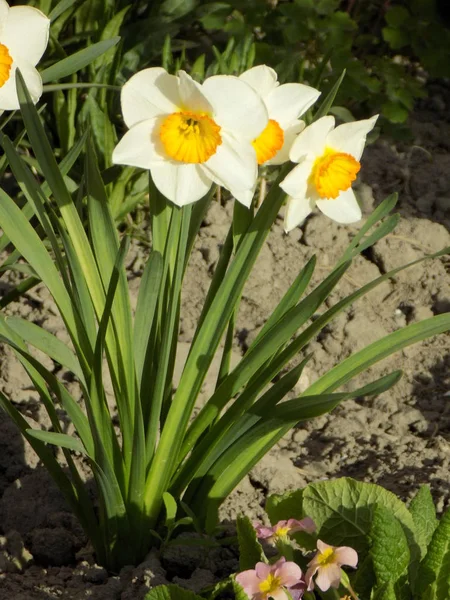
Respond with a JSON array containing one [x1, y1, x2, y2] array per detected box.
[[17, 0, 450, 128]]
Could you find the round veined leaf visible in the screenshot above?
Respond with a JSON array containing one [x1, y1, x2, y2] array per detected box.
[[302, 478, 420, 564]]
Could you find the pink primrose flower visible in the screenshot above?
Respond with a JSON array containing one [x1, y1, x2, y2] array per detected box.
[[236, 557, 306, 600], [305, 539, 358, 592], [253, 518, 316, 543]]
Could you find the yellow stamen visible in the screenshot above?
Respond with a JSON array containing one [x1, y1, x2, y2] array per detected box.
[[0, 44, 13, 88], [159, 111, 222, 164], [252, 119, 284, 165], [274, 526, 290, 538], [311, 148, 360, 199], [317, 547, 336, 566], [259, 573, 282, 595]]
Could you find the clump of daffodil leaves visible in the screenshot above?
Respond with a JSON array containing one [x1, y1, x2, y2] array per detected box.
[[0, 0, 449, 574]]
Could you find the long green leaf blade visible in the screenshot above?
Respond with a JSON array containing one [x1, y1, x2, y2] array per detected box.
[[41, 38, 121, 83]]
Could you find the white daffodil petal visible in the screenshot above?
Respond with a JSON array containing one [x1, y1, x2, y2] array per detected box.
[[0, 59, 42, 110], [202, 75, 268, 140], [279, 158, 314, 199], [204, 131, 257, 193], [3, 6, 50, 66], [112, 118, 165, 169], [0, 0, 9, 36], [151, 162, 212, 207], [121, 68, 180, 128], [239, 65, 278, 97], [178, 70, 213, 114], [267, 120, 305, 166], [230, 185, 256, 208], [284, 195, 315, 232], [289, 116, 335, 163], [266, 83, 320, 129], [326, 115, 378, 160], [316, 188, 362, 223]]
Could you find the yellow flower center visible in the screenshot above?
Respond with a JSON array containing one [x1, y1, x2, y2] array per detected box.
[[159, 111, 222, 164], [259, 573, 282, 595], [317, 547, 336, 566], [274, 526, 290, 538], [0, 44, 13, 88], [311, 148, 360, 199], [252, 119, 284, 165]]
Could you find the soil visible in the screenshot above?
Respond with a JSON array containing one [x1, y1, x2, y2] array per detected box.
[[1, 81, 450, 598]]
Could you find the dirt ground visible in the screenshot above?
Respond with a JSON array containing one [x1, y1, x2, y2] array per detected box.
[[0, 80, 449, 598]]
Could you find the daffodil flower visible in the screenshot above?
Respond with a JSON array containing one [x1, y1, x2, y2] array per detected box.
[[0, 0, 50, 111], [280, 115, 378, 231], [112, 67, 268, 207], [254, 518, 316, 543], [305, 539, 358, 592], [239, 65, 320, 166], [236, 557, 306, 600]]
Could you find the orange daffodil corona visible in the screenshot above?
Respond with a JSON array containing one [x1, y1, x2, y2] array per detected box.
[[280, 114, 378, 231], [0, 0, 50, 110], [112, 66, 321, 208]]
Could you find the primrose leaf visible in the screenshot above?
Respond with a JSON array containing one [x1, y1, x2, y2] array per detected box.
[[372, 581, 397, 600], [370, 505, 410, 586], [302, 478, 420, 572], [144, 584, 204, 600], [233, 579, 253, 600], [266, 489, 304, 525], [416, 508, 450, 600], [236, 515, 265, 570], [409, 485, 438, 557]]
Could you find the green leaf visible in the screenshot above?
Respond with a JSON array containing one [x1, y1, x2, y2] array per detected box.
[[250, 256, 316, 348], [3, 316, 84, 383], [409, 486, 438, 557], [302, 478, 420, 568], [313, 70, 346, 121], [41, 38, 120, 83], [385, 6, 410, 27], [163, 492, 178, 530], [16, 70, 106, 345], [416, 509, 450, 600], [0, 188, 78, 339], [266, 489, 305, 525], [94, 6, 129, 69], [49, 0, 79, 22], [133, 251, 163, 389], [304, 313, 450, 396], [160, 0, 198, 19], [373, 582, 397, 600], [236, 515, 265, 570], [382, 101, 409, 124], [26, 429, 86, 454], [144, 584, 204, 600], [382, 27, 409, 50], [370, 505, 410, 586]]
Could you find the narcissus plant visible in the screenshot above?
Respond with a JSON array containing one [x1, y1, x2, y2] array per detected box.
[[0, 0, 50, 110]]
